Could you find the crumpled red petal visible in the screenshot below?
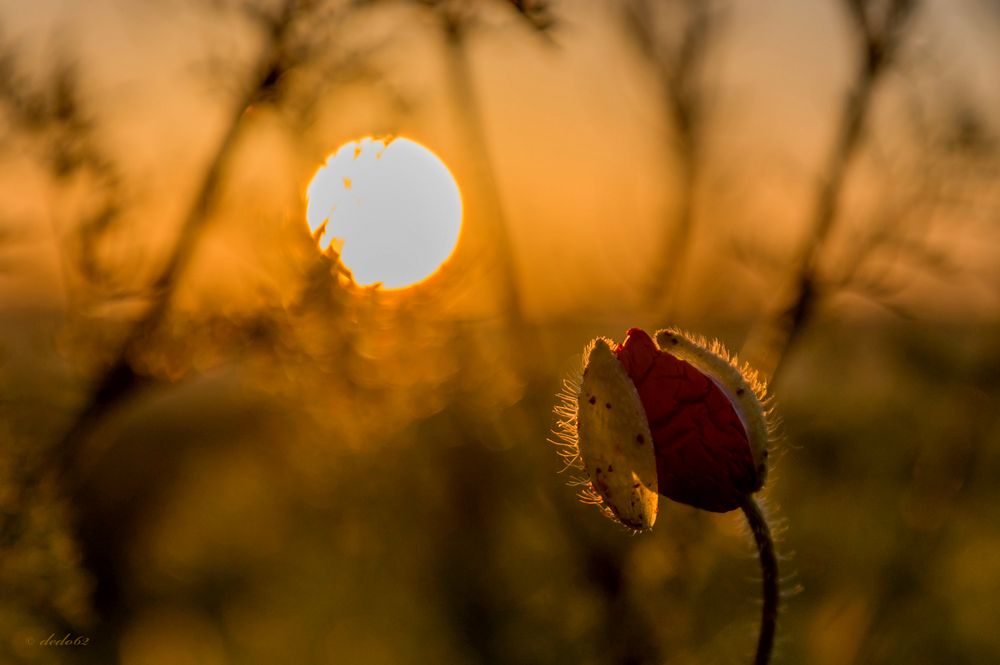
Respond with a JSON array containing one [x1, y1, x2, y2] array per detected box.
[[614, 328, 758, 512]]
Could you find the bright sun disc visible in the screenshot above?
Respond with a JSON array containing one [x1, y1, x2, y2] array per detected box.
[[305, 137, 463, 289]]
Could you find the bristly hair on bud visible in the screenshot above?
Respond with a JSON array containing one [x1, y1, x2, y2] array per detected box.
[[552, 382, 621, 523], [551, 328, 780, 526], [551, 339, 658, 532], [653, 327, 779, 489]]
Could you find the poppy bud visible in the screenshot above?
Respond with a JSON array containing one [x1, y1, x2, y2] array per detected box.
[[554, 328, 773, 528]]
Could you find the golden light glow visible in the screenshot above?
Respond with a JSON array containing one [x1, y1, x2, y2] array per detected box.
[[306, 137, 463, 289]]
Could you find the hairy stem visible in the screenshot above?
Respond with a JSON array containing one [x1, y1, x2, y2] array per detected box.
[[742, 496, 778, 665]]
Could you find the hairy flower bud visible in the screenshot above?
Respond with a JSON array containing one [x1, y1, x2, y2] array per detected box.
[[553, 328, 774, 528]]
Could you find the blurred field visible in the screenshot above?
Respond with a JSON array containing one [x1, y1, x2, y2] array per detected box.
[[4, 313, 999, 664], [2, 1, 1000, 664]]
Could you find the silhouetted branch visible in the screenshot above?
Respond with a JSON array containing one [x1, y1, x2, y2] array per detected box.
[[30, 0, 365, 618], [0, 44, 124, 300], [360, 0, 551, 340], [622, 0, 723, 318], [442, 15, 528, 330], [508, 0, 557, 34], [745, 0, 920, 384]]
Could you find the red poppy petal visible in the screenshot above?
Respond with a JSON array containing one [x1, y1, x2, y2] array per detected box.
[[615, 328, 758, 512]]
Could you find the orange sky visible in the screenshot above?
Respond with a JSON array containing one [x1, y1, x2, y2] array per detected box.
[[1, 0, 998, 322]]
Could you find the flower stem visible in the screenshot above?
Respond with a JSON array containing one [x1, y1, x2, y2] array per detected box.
[[741, 496, 778, 665]]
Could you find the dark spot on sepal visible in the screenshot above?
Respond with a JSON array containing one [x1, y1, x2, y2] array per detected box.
[[636, 434, 645, 444], [605, 403, 612, 409], [588, 395, 596, 405]]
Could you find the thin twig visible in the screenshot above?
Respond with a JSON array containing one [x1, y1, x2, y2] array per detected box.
[[624, 0, 719, 317], [27, 0, 307, 618], [441, 14, 526, 332], [437, 6, 542, 384], [52, 0, 301, 476], [742, 496, 778, 665], [745, 0, 919, 385]]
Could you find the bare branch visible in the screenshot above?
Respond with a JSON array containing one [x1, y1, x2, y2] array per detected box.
[[622, 0, 724, 317], [744, 0, 921, 383]]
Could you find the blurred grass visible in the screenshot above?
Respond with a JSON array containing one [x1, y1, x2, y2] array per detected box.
[[4, 309, 999, 664]]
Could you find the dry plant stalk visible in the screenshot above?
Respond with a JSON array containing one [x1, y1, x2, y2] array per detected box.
[[623, 0, 722, 317], [746, 0, 920, 383]]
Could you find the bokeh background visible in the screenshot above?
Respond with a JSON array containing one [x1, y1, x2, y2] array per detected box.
[[2, 0, 999, 663]]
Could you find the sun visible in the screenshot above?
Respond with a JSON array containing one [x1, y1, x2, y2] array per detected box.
[[305, 137, 463, 289]]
